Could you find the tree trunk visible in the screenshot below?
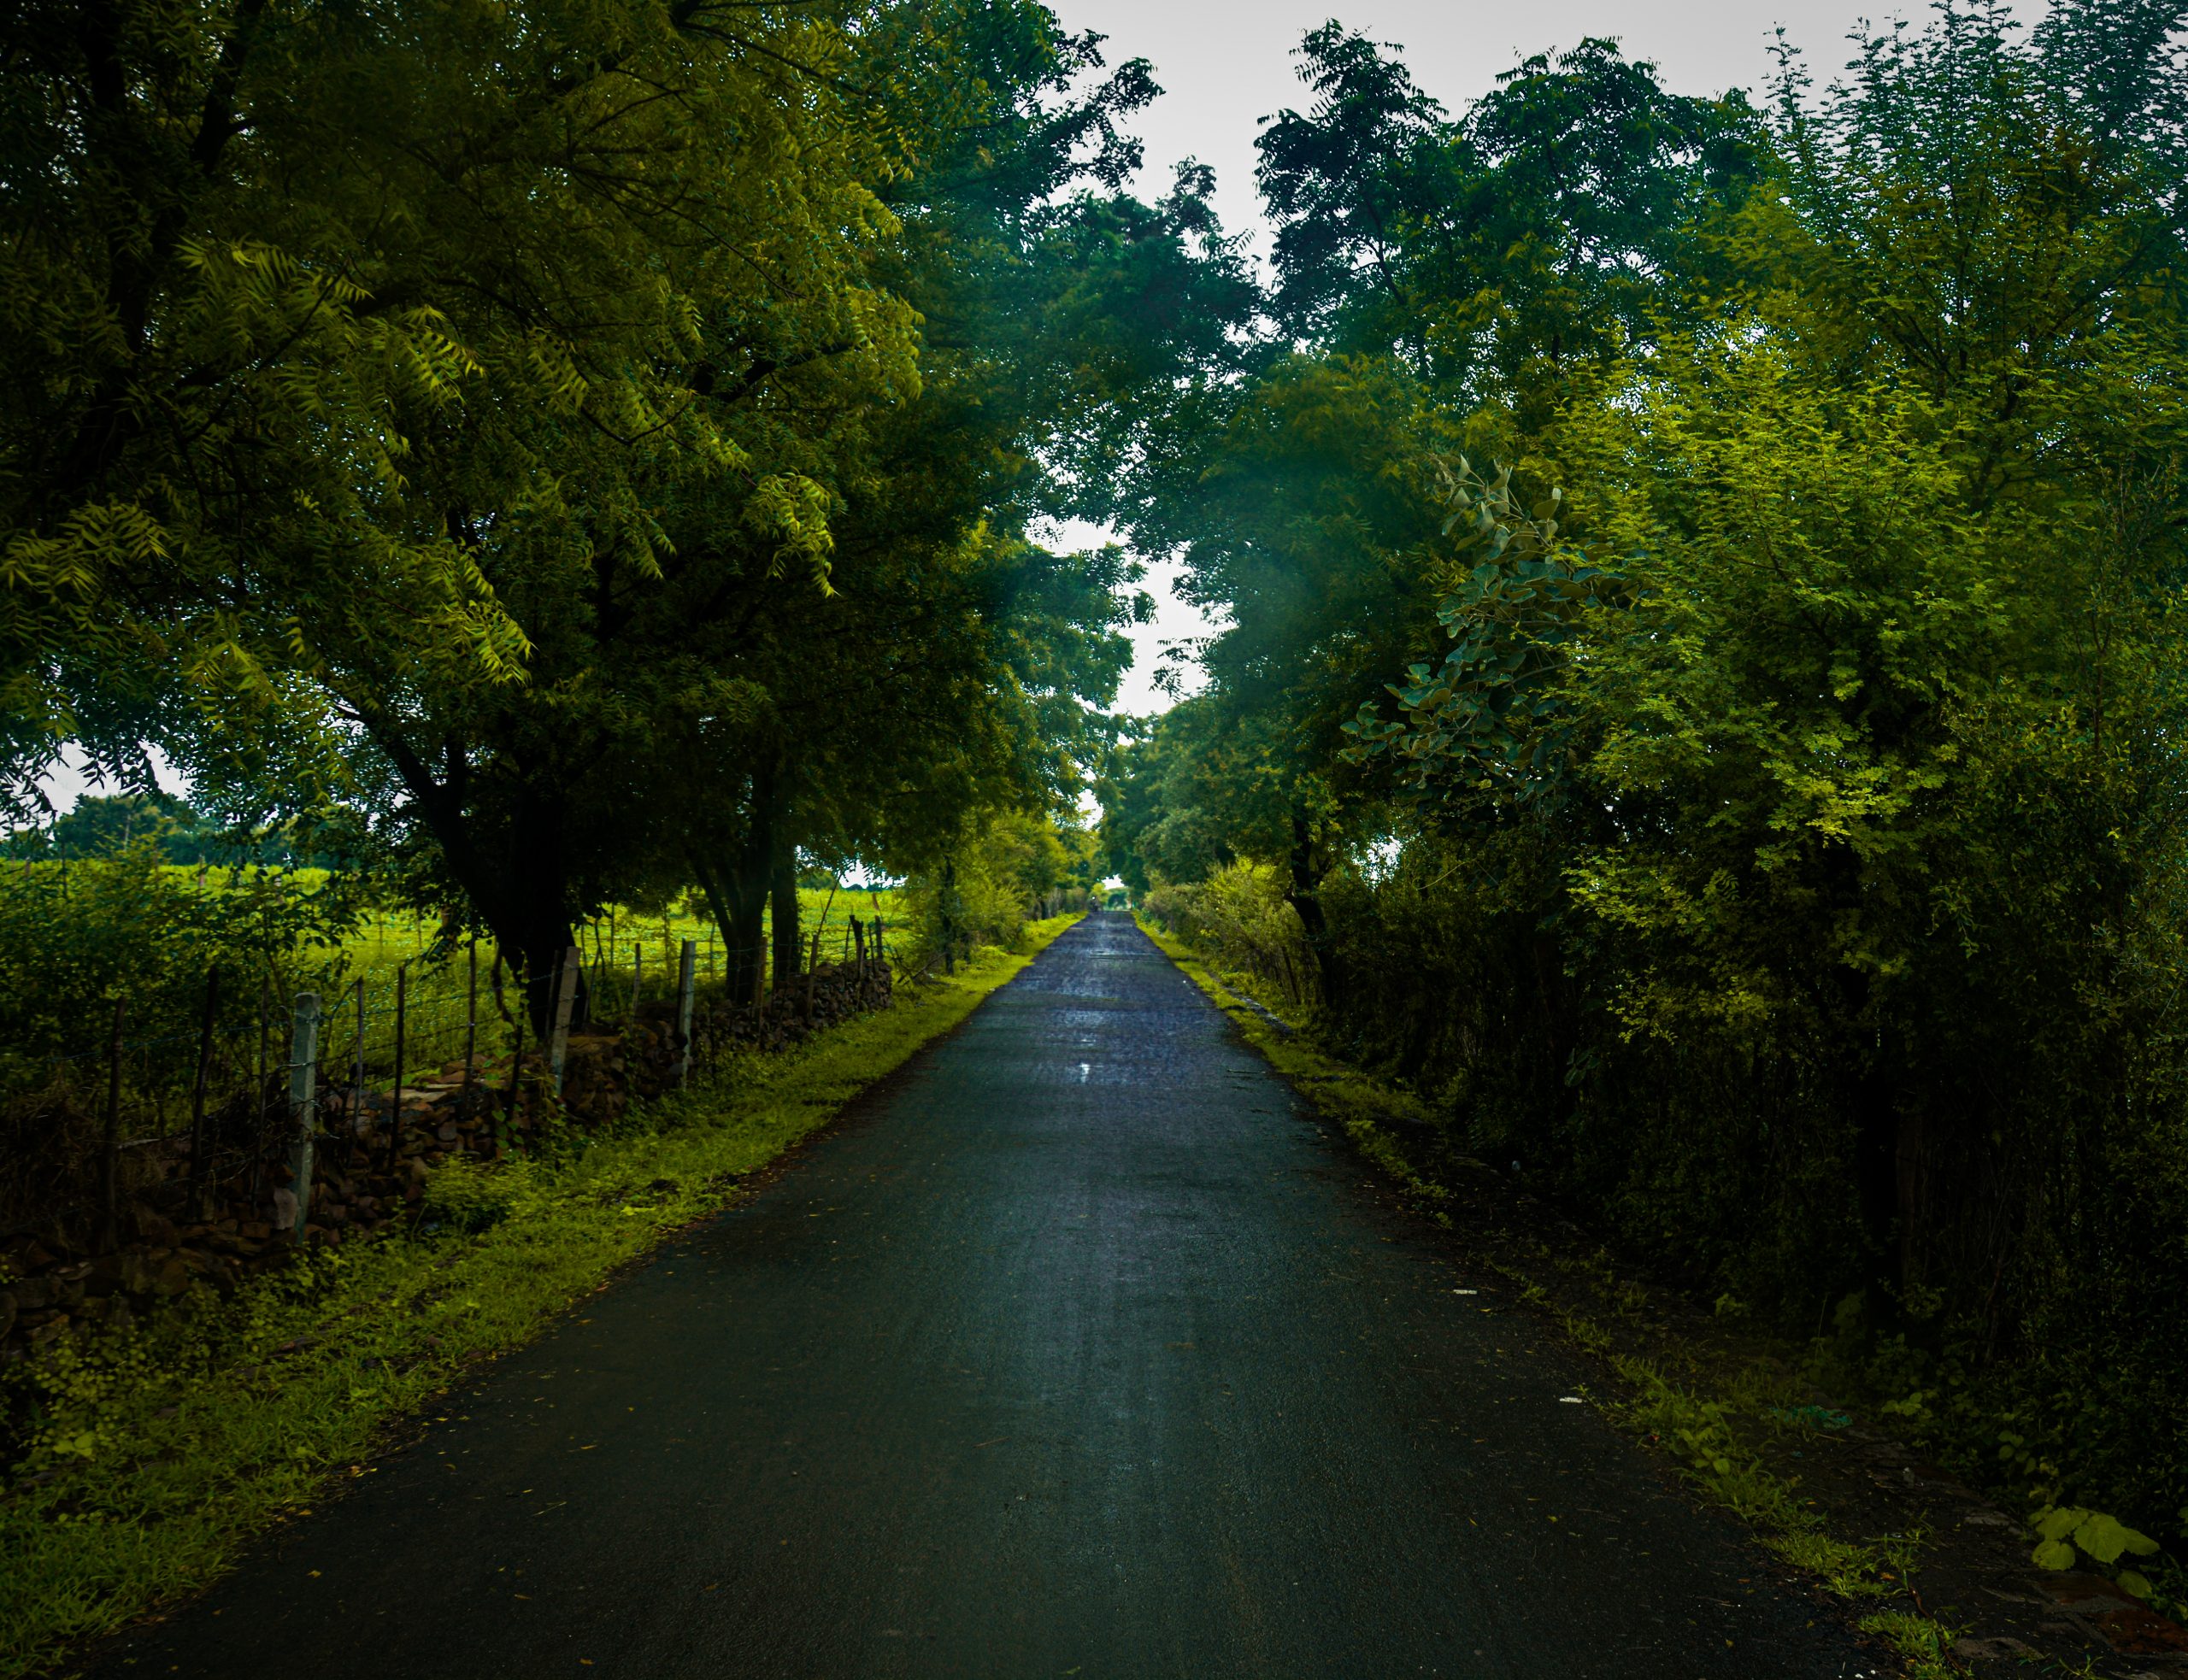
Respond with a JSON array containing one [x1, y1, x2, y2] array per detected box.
[[500, 783, 589, 1037], [1285, 809, 1340, 1010], [366, 726, 583, 1040], [687, 762, 779, 1007]]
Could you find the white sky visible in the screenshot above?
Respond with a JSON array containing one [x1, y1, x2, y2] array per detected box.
[[1054, 0, 2040, 714]]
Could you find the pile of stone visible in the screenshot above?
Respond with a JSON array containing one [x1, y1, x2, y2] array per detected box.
[[690, 959, 894, 1061]]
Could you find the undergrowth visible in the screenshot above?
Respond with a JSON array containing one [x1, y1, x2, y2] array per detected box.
[[0, 916, 1079, 1679]]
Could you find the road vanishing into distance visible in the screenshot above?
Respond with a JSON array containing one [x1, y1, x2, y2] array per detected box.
[[100, 915, 1871, 1679]]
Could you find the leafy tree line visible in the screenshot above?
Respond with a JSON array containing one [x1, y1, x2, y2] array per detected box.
[[1, 0, 1246, 1023], [1102, 1, 2188, 1568]]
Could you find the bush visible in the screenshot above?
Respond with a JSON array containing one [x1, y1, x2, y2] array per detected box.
[[1140, 862, 1319, 1010], [897, 813, 1090, 972]]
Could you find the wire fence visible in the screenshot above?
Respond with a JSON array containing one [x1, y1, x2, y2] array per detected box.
[[0, 911, 897, 1274]]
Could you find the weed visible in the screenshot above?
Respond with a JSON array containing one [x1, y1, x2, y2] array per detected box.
[[1858, 1610, 1966, 1679]]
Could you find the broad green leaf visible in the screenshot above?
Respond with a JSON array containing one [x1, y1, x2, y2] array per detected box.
[[2031, 1539, 2077, 1571]]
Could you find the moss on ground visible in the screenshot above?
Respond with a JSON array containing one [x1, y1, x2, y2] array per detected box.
[[0, 917, 1078, 1680]]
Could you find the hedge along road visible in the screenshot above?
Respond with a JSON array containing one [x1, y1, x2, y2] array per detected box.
[[97, 914, 1871, 1679]]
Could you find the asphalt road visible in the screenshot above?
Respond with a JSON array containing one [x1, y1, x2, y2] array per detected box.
[[98, 913, 1871, 1679]]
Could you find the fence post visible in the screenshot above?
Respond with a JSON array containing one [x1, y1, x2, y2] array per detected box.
[[632, 940, 643, 1023], [256, 980, 271, 1151], [100, 996, 126, 1249], [676, 938, 697, 1087], [384, 962, 407, 1172], [462, 936, 479, 1118], [285, 992, 321, 1242], [349, 977, 366, 1164], [187, 967, 220, 1221], [503, 960, 527, 1141], [805, 930, 820, 1026], [549, 946, 579, 1095]]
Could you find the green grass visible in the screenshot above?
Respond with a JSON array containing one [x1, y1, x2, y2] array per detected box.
[[1858, 1611, 1967, 1680], [263, 882, 912, 1098], [238, 875, 908, 988], [0, 914, 1074, 1680]]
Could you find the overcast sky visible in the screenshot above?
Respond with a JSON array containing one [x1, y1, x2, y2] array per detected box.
[[1050, 0, 2026, 713]]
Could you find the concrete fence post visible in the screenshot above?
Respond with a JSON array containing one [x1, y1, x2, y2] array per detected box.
[[549, 946, 580, 1096], [286, 992, 321, 1242]]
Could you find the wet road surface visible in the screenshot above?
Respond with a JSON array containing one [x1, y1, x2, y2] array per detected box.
[[100, 913, 1869, 1678]]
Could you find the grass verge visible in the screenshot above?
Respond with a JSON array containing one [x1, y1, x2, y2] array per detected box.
[[0, 915, 1079, 1680], [1138, 913, 1977, 1673]]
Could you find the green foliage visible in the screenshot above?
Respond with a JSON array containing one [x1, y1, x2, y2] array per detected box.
[[2028, 1504, 2164, 1596], [0, 847, 354, 1085], [1341, 455, 1633, 807], [1140, 862, 1320, 1009], [898, 814, 1094, 971], [2, 0, 1226, 1036]]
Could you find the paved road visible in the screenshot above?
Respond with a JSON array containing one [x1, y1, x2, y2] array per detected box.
[[100, 914, 1868, 1679]]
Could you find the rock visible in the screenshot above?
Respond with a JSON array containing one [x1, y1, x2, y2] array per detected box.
[[9, 1276, 51, 1312], [4, 1237, 56, 1272], [2100, 1603, 2188, 1655], [239, 1221, 271, 1242], [88, 1251, 158, 1296], [0, 1291, 14, 1340], [270, 1190, 299, 1231], [151, 1256, 190, 1296]]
